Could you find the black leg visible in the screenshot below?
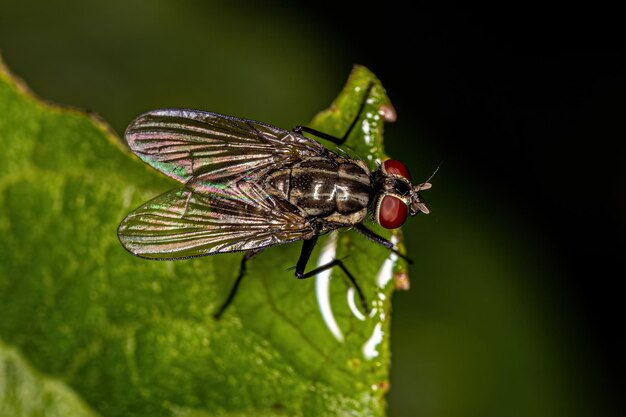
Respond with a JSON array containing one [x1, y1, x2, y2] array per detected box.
[[354, 223, 414, 264], [293, 82, 374, 146], [293, 125, 344, 145], [213, 248, 263, 319], [293, 236, 369, 314], [293, 236, 319, 278]]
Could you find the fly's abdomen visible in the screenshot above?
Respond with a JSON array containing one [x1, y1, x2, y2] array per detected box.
[[264, 157, 371, 223]]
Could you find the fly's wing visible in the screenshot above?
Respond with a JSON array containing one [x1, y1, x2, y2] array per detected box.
[[118, 183, 316, 260], [125, 109, 325, 186]]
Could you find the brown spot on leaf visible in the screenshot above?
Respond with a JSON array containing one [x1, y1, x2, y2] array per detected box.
[[379, 102, 397, 122], [378, 380, 389, 393], [272, 403, 285, 411], [394, 272, 410, 290]]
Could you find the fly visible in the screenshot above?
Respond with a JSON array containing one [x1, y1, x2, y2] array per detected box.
[[117, 84, 432, 319]]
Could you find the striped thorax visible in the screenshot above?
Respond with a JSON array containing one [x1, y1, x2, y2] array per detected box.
[[263, 156, 371, 226]]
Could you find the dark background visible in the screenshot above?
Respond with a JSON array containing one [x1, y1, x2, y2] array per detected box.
[[297, 0, 626, 407], [286, 2, 625, 412], [1, 1, 623, 415]]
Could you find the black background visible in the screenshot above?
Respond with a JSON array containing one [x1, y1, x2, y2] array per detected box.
[[287, 0, 625, 408]]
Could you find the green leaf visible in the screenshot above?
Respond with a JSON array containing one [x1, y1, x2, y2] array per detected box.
[[0, 341, 101, 417], [0, 58, 406, 417]]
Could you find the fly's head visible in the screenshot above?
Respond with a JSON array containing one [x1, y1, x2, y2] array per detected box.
[[372, 159, 432, 229]]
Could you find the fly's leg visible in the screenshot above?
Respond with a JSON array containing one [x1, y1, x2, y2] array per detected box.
[[298, 260, 370, 315], [293, 126, 345, 145], [294, 236, 369, 314], [354, 223, 414, 264], [213, 248, 264, 319], [293, 235, 319, 276], [293, 82, 374, 146]]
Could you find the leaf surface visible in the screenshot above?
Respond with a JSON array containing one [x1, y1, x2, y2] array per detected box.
[[0, 59, 405, 417]]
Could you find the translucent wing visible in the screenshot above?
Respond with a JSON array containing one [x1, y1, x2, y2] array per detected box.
[[125, 109, 325, 186], [118, 183, 316, 260]]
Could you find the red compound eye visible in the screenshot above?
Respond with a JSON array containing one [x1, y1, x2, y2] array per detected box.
[[383, 159, 411, 180], [377, 195, 408, 229]]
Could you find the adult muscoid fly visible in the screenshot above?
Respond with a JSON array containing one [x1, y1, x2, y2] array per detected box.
[[117, 84, 432, 318]]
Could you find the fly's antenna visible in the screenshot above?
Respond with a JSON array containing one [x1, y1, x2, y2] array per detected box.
[[415, 160, 442, 191], [423, 161, 443, 184]]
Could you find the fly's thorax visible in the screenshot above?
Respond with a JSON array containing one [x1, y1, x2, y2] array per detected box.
[[263, 156, 371, 224]]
